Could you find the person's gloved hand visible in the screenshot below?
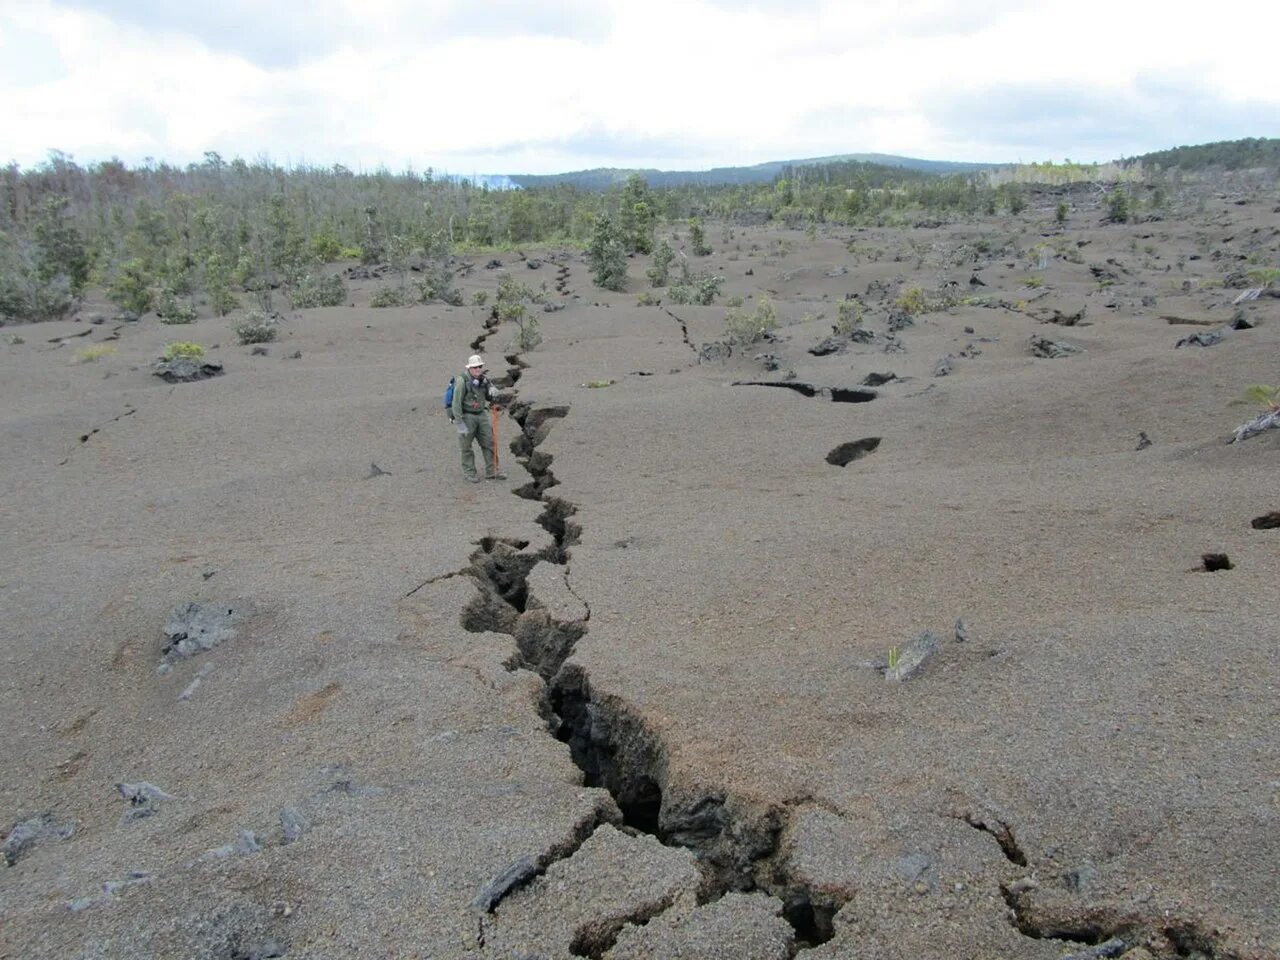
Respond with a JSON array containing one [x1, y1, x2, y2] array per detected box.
[[456, 420, 468, 435]]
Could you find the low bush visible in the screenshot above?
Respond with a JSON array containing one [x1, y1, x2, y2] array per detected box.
[[834, 299, 863, 335], [163, 341, 205, 360], [234, 311, 278, 344], [370, 286, 411, 308], [724, 295, 779, 345], [157, 286, 197, 324], [74, 344, 117, 363], [291, 273, 347, 308], [895, 286, 928, 315], [668, 263, 724, 305]]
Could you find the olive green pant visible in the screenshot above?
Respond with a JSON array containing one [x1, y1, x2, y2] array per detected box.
[[457, 411, 496, 479]]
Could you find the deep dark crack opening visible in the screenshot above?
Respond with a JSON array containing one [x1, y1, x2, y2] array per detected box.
[[782, 892, 837, 948], [735, 380, 819, 397], [829, 387, 877, 403], [826, 437, 881, 467]]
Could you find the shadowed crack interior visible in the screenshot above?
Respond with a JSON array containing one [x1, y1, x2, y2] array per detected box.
[[826, 437, 881, 467]]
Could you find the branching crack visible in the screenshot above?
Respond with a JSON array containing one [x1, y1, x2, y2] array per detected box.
[[960, 811, 1028, 866]]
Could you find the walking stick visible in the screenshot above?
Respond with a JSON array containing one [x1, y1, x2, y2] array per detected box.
[[490, 405, 500, 473]]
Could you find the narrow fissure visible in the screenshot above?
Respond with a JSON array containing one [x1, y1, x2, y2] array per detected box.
[[446, 308, 850, 954], [962, 812, 1028, 866], [733, 382, 879, 404], [662, 307, 697, 352]]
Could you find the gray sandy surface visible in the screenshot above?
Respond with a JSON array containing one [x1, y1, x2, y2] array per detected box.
[[2, 182, 1278, 959]]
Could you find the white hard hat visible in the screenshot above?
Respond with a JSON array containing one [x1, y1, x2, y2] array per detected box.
[[467, 354, 484, 368]]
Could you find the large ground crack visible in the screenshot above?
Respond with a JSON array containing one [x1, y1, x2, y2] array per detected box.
[[999, 862, 1250, 958], [442, 303, 840, 954]]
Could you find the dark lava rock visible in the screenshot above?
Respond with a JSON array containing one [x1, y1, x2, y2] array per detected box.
[[1175, 330, 1225, 348], [809, 336, 844, 357], [117, 781, 177, 820], [1251, 512, 1280, 530], [1029, 334, 1082, 359], [861, 371, 897, 387], [3, 813, 74, 865], [153, 356, 225, 383], [526, 259, 542, 270], [886, 309, 914, 332], [1136, 432, 1152, 451], [1201, 553, 1233, 572], [485, 259, 503, 270], [698, 341, 732, 363]]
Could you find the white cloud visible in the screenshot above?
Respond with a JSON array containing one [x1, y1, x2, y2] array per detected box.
[[1, 0, 1277, 172]]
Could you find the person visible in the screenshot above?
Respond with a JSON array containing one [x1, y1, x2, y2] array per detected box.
[[449, 354, 506, 483]]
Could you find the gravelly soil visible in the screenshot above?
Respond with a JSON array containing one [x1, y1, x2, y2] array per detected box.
[[2, 179, 1277, 959]]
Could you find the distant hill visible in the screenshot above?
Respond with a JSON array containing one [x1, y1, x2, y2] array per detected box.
[[505, 153, 999, 191], [1128, 137, 1280, 172]]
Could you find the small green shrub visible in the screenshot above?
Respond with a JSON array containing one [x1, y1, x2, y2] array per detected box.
[[370, 286, 411, 308], [416, 261, 462, 305], [234, 311, 278, 344], [724, 294, 779, 345], [163, 341, 205, 360], [1055, 202, 1068, 224], [472, 291, 488, 307], [668, 267, 724, 305], [688, 218, 711, 257], [636, 291, 658, 306], [74, 344, 116, 363], [1245, 267, 1280, 286], [895, 286, 927, 315], [157, 286, 197, 324], [291, 273, 347, 308], [647, 240, 675, 287], [834, 299, 863, 335], [108, 259, 155, 315], [310, 232, 343, 262], [1236, 384, 1280, 411], [587, 214, 628, 291], [513, 315, 542, 351], [1106, 189, 1130, 223]]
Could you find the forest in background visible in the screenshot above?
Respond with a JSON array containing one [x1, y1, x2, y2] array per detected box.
[[1, 137, 1276, 325]]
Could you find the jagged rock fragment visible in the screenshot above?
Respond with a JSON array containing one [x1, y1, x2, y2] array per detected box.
[[861, 371, 897, 386], [933, 355, 954, 377], [1029, 334, 1082, 358], [887, 631, 940, 681], [117, 781, 177, 819], [153, 356, 225, 383], [279, 808, 307, 844], [161, 602, 247, 662], [1175, 329, 1224, 348], [3, 814, 74, 865], [609, 891, 794, 959]]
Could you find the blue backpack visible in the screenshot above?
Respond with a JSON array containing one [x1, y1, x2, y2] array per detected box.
[[443, 375, 458, 411]]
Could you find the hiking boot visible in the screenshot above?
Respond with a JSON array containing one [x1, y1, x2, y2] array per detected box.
[[465, 475, 481, 484], [486, 472, 507, 481]]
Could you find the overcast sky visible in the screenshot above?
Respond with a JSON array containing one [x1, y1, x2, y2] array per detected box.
[[3, 0, 1278, 174]]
